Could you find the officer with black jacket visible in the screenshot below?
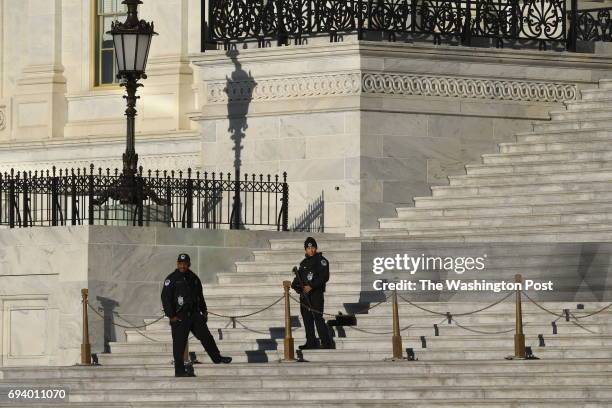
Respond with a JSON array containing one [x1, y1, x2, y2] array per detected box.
[[161, 253, 232, 377], [291, 237, 334, 349]]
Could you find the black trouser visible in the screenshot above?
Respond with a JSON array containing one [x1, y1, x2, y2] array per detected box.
[[170, 311, 221, 375], [300, 290, 332, 346]]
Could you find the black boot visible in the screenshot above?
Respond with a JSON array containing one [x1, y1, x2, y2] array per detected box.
[[298, 343, 319, 350], [213, 355, 232, 364]]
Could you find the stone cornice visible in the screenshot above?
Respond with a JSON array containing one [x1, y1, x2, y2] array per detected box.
[[362, 73, 577, 103], [191, 39, 612, 71]]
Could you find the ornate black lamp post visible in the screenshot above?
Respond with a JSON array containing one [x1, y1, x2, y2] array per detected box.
[[111, 0, 156, 178], [94, 0, 161, 207]]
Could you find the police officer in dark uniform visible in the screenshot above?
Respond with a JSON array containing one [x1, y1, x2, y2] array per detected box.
[[161, 253, 232, 377], [291, 237, 334, 349]]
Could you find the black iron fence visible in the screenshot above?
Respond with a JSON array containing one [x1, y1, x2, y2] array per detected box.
[[0, 166, 289, 231], [203, 0, 611, 52], [574, 6, 612, 43]]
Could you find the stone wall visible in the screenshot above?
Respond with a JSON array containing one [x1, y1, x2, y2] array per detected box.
[[0, 225, 333, 367]]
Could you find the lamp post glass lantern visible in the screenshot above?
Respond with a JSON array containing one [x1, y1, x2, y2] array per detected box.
[[111, 0, 156, 77], [109, 0, 156, 179], [93, 0, 161, 210]]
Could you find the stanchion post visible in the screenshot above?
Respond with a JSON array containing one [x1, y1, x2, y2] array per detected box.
[[513, 274, 526, 359], [392, 289, 403, 360], [282, 281, 296, 362], [81, 288, 92, 365]]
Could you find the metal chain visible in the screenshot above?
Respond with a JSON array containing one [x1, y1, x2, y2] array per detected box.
[[520, 291, 565, 318], [568, 313, 599, 334], [348, 324, 414, 336], [451, 318, 515, 335], [86, 303, 166, 329], [571, 303, 612, 320], [288, 293, 390, 318], [398, 291, 513, 317], [85, 294, 284, 330], [207, 295, 284, 319], [113, 312, 196, 343], [232, 319, 282, 335]]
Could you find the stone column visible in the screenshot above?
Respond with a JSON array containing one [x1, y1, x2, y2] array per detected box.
[[12, 0, 66, 141]]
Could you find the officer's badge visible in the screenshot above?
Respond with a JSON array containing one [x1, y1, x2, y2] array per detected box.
[[321, 259, 327, 266], [178, 296, 184, 306], [307, 271, 314, 281], [164, 279, 171, 286]]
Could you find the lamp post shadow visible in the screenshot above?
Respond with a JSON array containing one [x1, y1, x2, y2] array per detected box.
[[224, 50, 257, 229]]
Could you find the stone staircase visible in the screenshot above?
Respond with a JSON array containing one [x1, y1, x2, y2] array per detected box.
[[364, 79, 612, 242], [5, 81, 612, 406]]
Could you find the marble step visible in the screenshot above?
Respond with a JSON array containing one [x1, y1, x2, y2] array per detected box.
[[413, 188, 612, 208], [565, 98, 612, 111], [533, 116, 612, 132], [186, 292, 366, 306], [482, 149, 612, 165], [6, 372, 612, 391], [549, 108, 612, 121], [430, 180, 612, 198], [142, 311, 609, 332], [94, 346, 612, 365], [125, 322, 609, 342], [0, 401, 607, 408], [378, 221, 612, 237], [269, 238, 360, 251], [515, 127, 612, 143], [5, 360, 612, 379], [235, 260, 361, 273], [499, 139, 612, 154], [378, 211, 612, 230], [465, 159, 612, 176], [150, 304, 604, 326], [204, 282, 363, 296], [448, 169, 612, 187], [217, 270, 361, 285], [252, 249, 358, 262], [361, 228, 612, 242], [0, 399, 606, 408], [580, 87, 612, 100], [395, 200, 612, 219], [110, 335, 612, 355], [50, 383, 612, 403], [145, 301, 599, 322]]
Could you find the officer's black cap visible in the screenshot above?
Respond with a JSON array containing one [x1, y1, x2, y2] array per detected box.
[[177, 253, 191, 263], [304, 237, 317, 249]]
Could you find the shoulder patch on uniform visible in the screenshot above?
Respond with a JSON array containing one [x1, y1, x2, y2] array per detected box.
[[164, 279, 171, 286], [321, 259, 327, 266]]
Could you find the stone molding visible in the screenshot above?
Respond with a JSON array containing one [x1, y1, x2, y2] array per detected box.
[[0, 154, 200, 174], [362, 73, 578, 103], [207, 72, 362, 103], [207, 72, 577, 104]]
